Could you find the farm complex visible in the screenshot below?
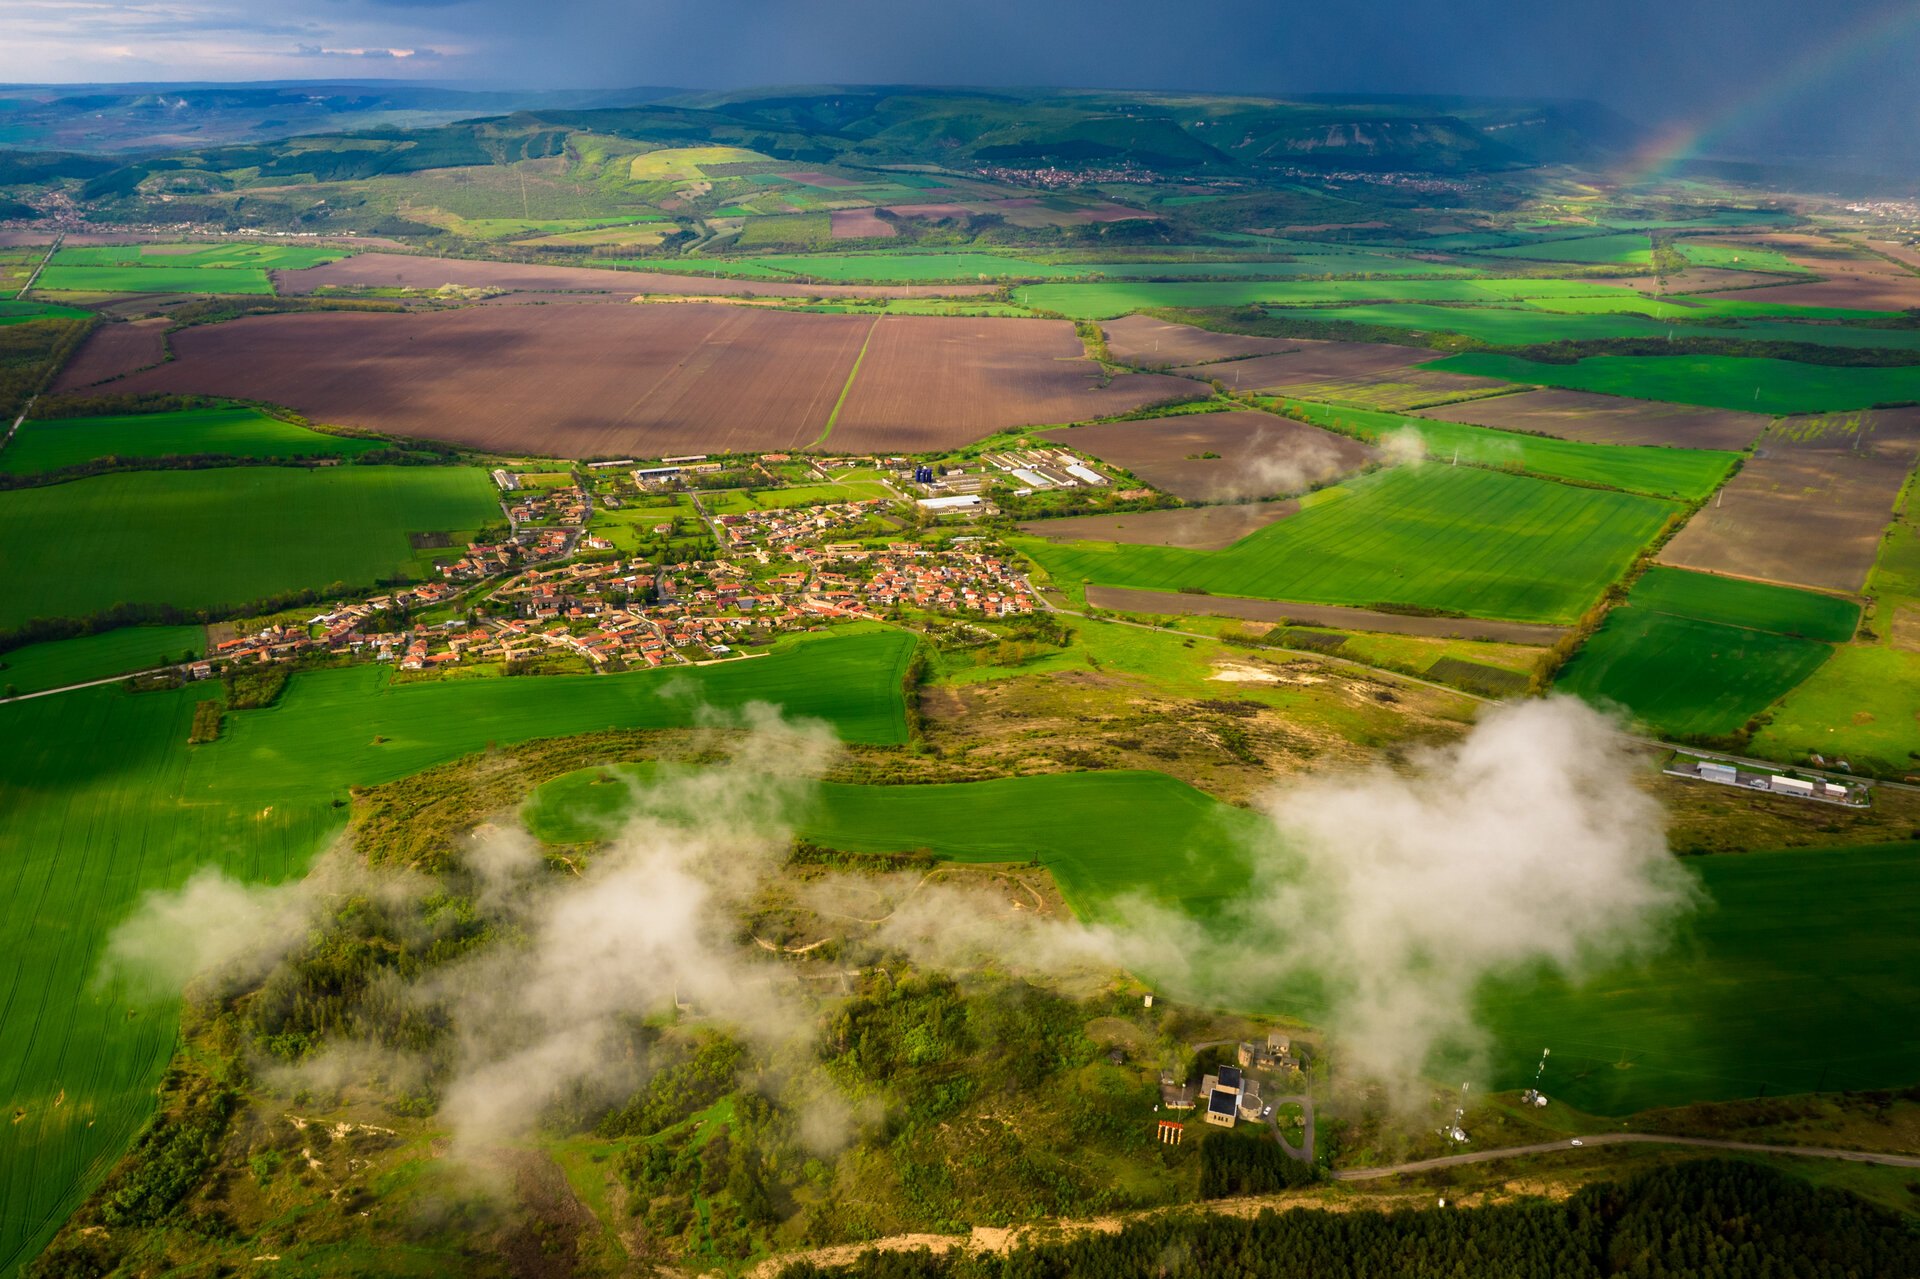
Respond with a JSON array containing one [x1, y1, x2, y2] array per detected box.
[[3, 80, 1920, 1279]]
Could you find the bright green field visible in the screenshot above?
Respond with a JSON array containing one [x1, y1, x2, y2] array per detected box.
[[1427, 352, 1920, 415], [1019, 276, 1630, 318], [1556, 609, 1833, 736], [1556, 568, 1856, 737], [1279, 400, 1738, 500], [0, 627, 912, 1274], [1519, 293, 1889, 321], [0, 466, 499, 626], [33, 265, 274, 295], [50, 243, 348, 271], [1674, 240, 1805, 273], [1020, 464, 1676, 624], [1267, 302, 1920, 352], [1753, 645, 1920, 773], [0, 626, 205, 695], [0, 300, 91, 325], [1629, 566, 1859, 641], [0, 407, 383, 474], [520, 764, 1920, 1115], [1480, 232, 1652, 264]]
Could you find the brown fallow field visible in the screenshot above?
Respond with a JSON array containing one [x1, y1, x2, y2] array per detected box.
[[1102, 315, 1294, 367], [1714, 272, 1920, 312], [1420, 388, 1770, 452], [50, 317, 171, 390], [275, 252, 996, 300], [1037, 409, 1375, 504], [106, 304, 1195, 457], [1658, 409, 1920, 594], [830, 209, 896, 239], [828, 315, 1203, 453], [1018, 500, 1299, 551]]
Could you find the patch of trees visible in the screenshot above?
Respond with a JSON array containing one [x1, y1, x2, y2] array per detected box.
[[166, 296, 406, 328], [0, 580, 368, 658], [597, 1035, 744, 1138], [0, 451, 417, 492], [776, 1160, 1920, 1279], [1198, 1127, 1319, 1198], [0, 316, 96, 420], [30, 391, 229, 419]]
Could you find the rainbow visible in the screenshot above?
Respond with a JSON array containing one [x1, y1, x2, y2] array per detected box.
[[1616, 0, 1920, 186]]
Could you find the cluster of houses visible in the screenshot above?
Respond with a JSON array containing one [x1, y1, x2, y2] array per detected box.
[[1158, 1033, 1298, 1132], [505, 482, 589, 529], [712, 499, 893, 551]]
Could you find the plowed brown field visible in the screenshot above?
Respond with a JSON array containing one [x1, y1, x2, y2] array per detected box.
[[826, 315, 1203, 452], [50, 317, 169, 390], [275, 252, 993, 300], [1019, 500, 1298, 551], [1103, 315, 1293, 367], [830, 209, 896, 239], [1658, 409, 1920, 593], [1038, 409, 1373, 503], [108, 303, 873, 457], [1421, 389, 1768, 451]]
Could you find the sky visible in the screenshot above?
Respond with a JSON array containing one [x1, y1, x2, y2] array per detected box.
[[4, 0, 1917, 166]]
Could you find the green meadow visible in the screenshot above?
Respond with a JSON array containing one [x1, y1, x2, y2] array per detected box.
[[49, 243, 349, 271], [0, 628, 913, 1273], [0, 625, 206, 695], [1, 407, 384, 474], [1020, 464, 1677, 624], [1427, 352, 1920, 415], [33, 265, 275, 295], [1023, 276, 1634, 318], [0, 300, 91, 325], [1278, 399, 1738, 500], [521, 765, 1920, 1116], [0, 466, 500, 627], [1674, 240, 1805, 273], [1267, 302, 1920, 352], [1556, 569, 1855, 737], [1479, 232, 1652, 264]]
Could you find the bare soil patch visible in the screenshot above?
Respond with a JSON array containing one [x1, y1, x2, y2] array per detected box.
[[1603, 269, 1792, 296], [1085, 586, 1569, 644], [276, 252, 993, 300], [1038, 409, 1374, 502], [829, 315, 1203, 452], [1019, 500, 1298, 550], [50, 317, 170, 390], [107, 302, 872, 457], [1103, 315, 1293, 367], [1173, 342, 1438, 386], [1420, 388, 1768, 451], [1865, 240, 1920, 271], [830, 208, 896, 239], [1658, 409, 1920, 593], [1714, 272, 1920, 311]]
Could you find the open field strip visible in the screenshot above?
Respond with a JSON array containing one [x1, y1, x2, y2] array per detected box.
[[1557, 569, 1858, 740], [0, 628, 913, 1273], [50, 243, 349, 271], [522, 764, 1920, 1116], [1019, 464, 1677, 625], [0, 625, 205, 695], [1477, 232, 1652, 264], [1014, 277, 1637, 318], [1427, 352, 1920, 415], [0, 300, 91, 325], [0, 406, 383, 474], [1266, 302, 1920, 351], [0, 466, 500, 628], [1519, 293, 1892, 320], [1277, 399, 1739, 499], [33, 265, 276, 295]]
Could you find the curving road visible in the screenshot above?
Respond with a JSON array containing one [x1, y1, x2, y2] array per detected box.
[[1332, 1132, 1920, 1181]]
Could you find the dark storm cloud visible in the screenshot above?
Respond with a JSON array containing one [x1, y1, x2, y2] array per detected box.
[[4, 0, 1914, 164]]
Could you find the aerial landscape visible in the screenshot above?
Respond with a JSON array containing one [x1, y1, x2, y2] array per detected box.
[[5, 1, 1920, 1275]]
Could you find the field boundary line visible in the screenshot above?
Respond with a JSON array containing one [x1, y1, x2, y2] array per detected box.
[[15, 233, 60, 299], [806, 314, 881, 451], [1332, 1131, 1920, 1181]]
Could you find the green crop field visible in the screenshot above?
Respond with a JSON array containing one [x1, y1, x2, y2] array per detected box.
[[0, 625, 205, 695], [1020, 464, 1676, 624], [0, 407, 384, 474], [0, 300, 91, 325], [1555, 568, 1855, 737], [1753, 645, 1920, 773], [1673, 240, 1806, 273], [521, 765, 1920, 1116], [33, 264, 275, 295], [50, 243, 349, 271], [1479, 232, 1652, 264], [0, 627, 912, 1273], [1267, 302, 1920, 353], [1426, 352, 1920, 415], [1517, 293, 1888, 321], [0, 466, 500, 627], [1022, 277, 1637, 318], [1628, 566, 1858, 641], [1279, 400, 1738, 499]]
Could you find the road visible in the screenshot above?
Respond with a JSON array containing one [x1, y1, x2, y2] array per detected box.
[[15, 233, 62, 299], [1332, 1132, 1920, 1181]]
